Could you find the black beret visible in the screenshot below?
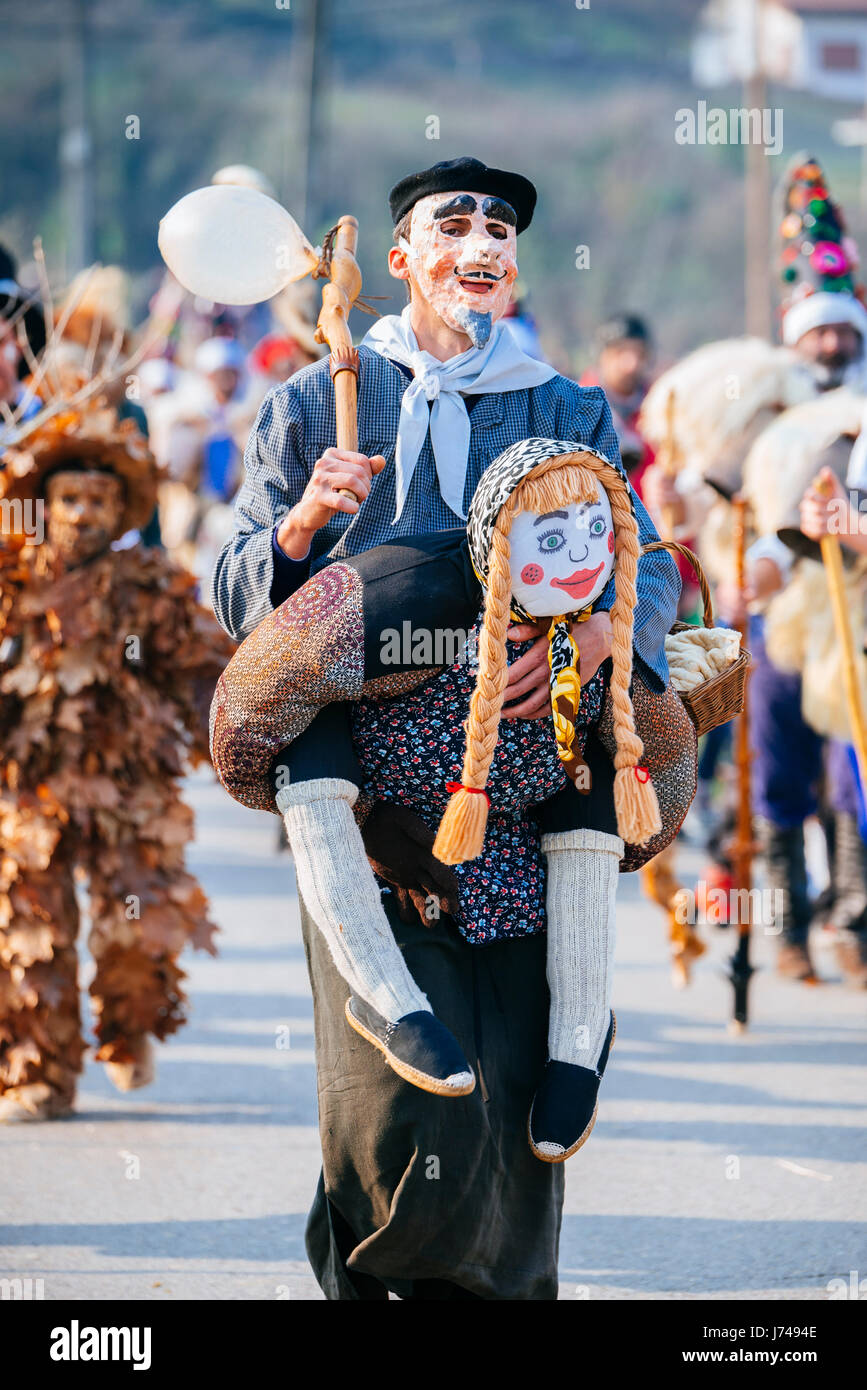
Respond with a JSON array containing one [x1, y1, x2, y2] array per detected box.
[[389, 156, 537, 235]]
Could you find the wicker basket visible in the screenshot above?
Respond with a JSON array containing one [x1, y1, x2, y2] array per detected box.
[[642, 540, 751, 737]]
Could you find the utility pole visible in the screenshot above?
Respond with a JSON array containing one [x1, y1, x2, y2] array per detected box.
[[744, 0, 771, 339], [60, 0, 95, 276], [295, 0, 329, 238]]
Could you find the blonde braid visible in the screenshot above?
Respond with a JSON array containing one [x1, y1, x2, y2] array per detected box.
[[433, 508, 515, 864], [592, 458, 662, 844]]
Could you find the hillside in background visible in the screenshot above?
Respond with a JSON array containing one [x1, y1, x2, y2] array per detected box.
[[1, 0, 865, 372]]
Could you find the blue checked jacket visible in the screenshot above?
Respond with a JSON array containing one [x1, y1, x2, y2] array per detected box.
[[211, 346, 679, 686]]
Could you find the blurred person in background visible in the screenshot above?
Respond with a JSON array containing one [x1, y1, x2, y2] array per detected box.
[[193, 335, 248, 504], [643, 157, 867, 985], [138, 355, 178, 403], [248, 331, 320, 393], [147, 336, 253, 589], [147, 300, 322, 586], [592, 313, 701, 622], [0, 242, 46, 436], [793, 451, 867, 988], [581, 312, 655, 490], [0, 375, 234, 1122], [147, 334, 249, 502], [501, 284, 546, 361], [734, 159, 867, 985], [53, 265, 161, 547]]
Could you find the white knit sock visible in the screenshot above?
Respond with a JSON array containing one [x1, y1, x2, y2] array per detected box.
[[277, 778, 431, 1023], [542, 828, 624, 1069]]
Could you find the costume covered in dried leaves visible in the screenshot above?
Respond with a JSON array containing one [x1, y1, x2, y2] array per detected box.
[[0, 406, 234, 1120]]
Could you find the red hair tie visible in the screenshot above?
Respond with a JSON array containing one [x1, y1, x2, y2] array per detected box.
[[634, 765, 650, 784], [445, 781, 491, 807]]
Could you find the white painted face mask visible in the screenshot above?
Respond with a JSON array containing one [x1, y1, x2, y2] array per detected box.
[[508, 492, 615, 617], [399, 189, 518, 349]]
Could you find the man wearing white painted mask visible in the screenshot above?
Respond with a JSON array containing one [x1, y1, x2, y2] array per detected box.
[[211, 156, 678, 1300], [214, 156, 674, 706]]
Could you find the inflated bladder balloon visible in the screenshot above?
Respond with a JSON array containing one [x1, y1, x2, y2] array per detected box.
[[158, 185, 319, 305]]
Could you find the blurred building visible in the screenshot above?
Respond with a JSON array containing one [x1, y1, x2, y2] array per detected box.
[[694, 0, 867, 101]]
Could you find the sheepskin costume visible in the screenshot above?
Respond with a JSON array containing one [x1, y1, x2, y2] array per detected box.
[[640, 337, 817, 495], [744, 389, 867, 743], [639, 337, 820, 588]]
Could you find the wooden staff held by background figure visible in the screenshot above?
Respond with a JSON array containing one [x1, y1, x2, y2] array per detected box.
[[728, 492, 756, 1031], [814, 470, 867, 790], [658, 387, 680, 542]]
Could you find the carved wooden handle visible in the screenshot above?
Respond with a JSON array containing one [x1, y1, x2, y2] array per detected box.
[[316, 216, 362, 500]]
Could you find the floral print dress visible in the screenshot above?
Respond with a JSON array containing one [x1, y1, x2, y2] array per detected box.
[[350, 613, 605, 945]]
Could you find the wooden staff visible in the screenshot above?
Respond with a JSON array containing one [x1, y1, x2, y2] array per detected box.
[[658, 387, 680, 541], [814, 471, 867, 789], [728, 492, 755, 1031], [640, 388, 701, 985], [314, 215, 362, 500]]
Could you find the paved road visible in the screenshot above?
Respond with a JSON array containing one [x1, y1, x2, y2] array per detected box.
[[2, 767, 865, 1300]]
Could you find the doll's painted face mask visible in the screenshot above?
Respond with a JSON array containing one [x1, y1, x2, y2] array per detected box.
[[400, 190, 518, 349], [45, 469, 125, 568], [508, 492, 615, 617]]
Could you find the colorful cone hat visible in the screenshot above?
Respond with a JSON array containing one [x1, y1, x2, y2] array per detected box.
[[778, 154, 867, 345]]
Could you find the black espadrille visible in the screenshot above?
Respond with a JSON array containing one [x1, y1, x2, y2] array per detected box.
[[345, 996, 476, 1097], [528, 1011, 616, 1162]]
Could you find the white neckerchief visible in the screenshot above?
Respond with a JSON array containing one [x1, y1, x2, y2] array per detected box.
[[361, 305, 556, 522]]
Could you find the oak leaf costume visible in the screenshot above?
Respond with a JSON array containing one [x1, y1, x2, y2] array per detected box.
[[0, 406, 234, 1120]]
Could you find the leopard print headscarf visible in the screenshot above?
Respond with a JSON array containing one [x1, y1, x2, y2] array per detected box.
[[466, 435, 633, 621]]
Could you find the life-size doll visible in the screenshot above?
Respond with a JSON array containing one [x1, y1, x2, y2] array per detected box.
[[0, 407, 234, 1121], [212, 438, 696, 1161]]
